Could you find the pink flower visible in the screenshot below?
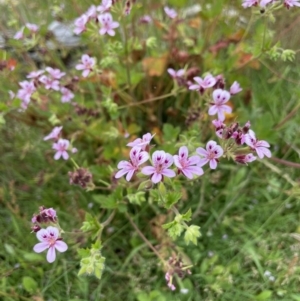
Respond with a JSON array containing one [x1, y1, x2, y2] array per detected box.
[[17, 80, 36, 102], [26, 23, 39, 33], [127, 133, 154, 151], [229, 81, 242, 95], [86, 5, 98, 20], [173, 146, 203, 179], [196, 141, 223, 169], [212, 119, 226, 138], [26, 70, 44, 79], [244, 130, 271, 159], [40, 208, 57, 222], [235, 153, 257, 164], [208, 89, 232, 121], [14, 27, 24, 40], [189, 74, 216, 93], [139, 15, 152, 24], [167, 68, 185, 79], [45, 67, 66, 79], [97, 0, 112, 13], [115, 147, 149, 181], [284, 0, 300, 8], [141, 150, 175, 184], [98, 13, 119, 36], [164, 7, 177, 19], [60, 87, 74, 103], [44, 126, 63, 141], [52, 139, 70, 160], [242, 0, 258, 7], [33, 226, 68, 263], [260, 0, 273, 7], [165, 272, 176, 291], [75, 54, 95, 77], [74, 14, 89, 35], [39, 75, 60, 90]]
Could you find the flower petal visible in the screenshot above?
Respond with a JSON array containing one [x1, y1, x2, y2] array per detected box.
[[33, 242, 49, 253], [54, 240, 68, 253], [47, 246, 56, 263], [151, 173, 162, 183]]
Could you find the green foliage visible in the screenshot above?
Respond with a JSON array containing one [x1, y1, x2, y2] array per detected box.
[[78, 242, 106, 280]]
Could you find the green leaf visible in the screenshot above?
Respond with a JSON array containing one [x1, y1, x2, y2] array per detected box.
[[184, 225, 201, 245], [162, 221, 176, 230], [255, 290, 272, 300], [182, 208, 192, 221], [22, 276, 38, 293], [158, 182, 167, 197], [164, 191, 182, 209], [126, 191, 146, 205], [167, 223, 184, 240], [163, 123, 180, 142]]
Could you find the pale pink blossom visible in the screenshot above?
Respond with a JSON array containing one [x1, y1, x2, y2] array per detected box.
[[244, 130, 271, 159], [208, 89, 232, 121], [189, 73, 216, 93], [39, 75, 60, 90], [212, 119, 226, 138], [71, 147, 78, 153], [165, 272, 176, 291], [45, 67, 66, 79], [167, 68, 185, 79], [75, 54, 95, 77], [242, 0, 258, 7], [26, 23, 39, 33], [86, 5, 98, 20], [284, 0, 300, 8], [260, 0, 273, 7], [97, 0, 112, 13], [127, 133, 154, 151], [52, 139, 70, 160], [196, 141, 223, 169], [17, 80, 36, 110], [173, 146, 203, 179], [26, 70, 44, 79], [74, 14, 89, 35], [164, 7, 177, 19], [139, 15, 152, 24], [115, 147, 149, 181], [98, 13, 119, 36], [229, 81, 242, 95], [17, 80, 36, 103], [141, 150, 175, 184], [235, 153, 257, 164], [60, 87, 74, 103], [33, 226, 68, 263], [44, 126, 63, 141], [14, 27, 24, 40]]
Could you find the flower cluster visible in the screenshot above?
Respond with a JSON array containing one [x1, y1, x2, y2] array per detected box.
[[242, 0, 300, 9], [212, 120, 271, 161], [115, 133, 222, 184], [74, 1, 119, 36], [15, 66, 75, 110], [13, 23, 39, 40], [165, 255, 192, 291], [43, 126, 77, 160], [31, 207, 67, 263]]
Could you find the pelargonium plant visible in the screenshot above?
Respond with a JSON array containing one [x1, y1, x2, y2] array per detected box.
[[9, 0, 295, 293]]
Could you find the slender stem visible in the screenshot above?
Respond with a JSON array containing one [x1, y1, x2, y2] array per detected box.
[[102, 210, 116, 227], [270, 157, 300, 169], [125, 212, 166, 265]]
